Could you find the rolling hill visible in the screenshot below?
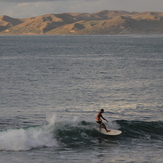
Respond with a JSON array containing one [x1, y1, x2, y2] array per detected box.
[[0, 10, 163, 35]]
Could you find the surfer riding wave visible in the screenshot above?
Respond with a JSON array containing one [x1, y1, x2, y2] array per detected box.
[[96, 109, 110, 132]]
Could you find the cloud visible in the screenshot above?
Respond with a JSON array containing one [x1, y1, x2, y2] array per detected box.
[[0, 0, 61, 2], [0, 0, 101, 18], [0, 0, 93, 2], [0, 0, 163, 18]]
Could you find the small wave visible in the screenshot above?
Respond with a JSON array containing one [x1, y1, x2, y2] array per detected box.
[[54, 119, 163, 146], [54, 120, 97, 147], [1, 114, 162, 151], [0, 126, 58, 151], [0, 114, 58, 151], [117, 120, 163, 139]]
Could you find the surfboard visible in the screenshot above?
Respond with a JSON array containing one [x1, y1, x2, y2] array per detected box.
[[96, 128, 122, 136]]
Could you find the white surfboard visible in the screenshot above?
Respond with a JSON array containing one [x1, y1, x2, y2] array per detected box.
[[96, 128, 122, 136]]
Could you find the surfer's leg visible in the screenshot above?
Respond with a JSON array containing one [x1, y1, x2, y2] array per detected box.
[[96, 120, 102, 131], [99, 123, 102, 131], [102, 123, 110, 132]]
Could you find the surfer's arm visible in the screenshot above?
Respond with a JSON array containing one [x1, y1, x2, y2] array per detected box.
[[101, 115, 108, 122]]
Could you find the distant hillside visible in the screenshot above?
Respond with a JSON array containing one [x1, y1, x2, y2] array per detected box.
[[0, 10, 163, 35]]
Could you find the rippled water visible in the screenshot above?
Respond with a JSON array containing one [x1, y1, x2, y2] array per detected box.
[[0, 35, 163, 163]]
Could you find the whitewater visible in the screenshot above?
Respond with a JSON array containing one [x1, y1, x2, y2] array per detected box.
[[0, 35, 163, 163]]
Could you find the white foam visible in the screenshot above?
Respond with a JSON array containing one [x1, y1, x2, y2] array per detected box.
[[107, 121, 120, 129], [0, 114, 58, 151], [46, 113, 57, 127]]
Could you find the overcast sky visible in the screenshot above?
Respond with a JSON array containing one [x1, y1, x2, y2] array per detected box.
[[0, 0, 163, 18]]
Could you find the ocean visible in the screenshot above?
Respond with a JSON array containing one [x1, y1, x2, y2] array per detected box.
[[0, 35, 163, 163]]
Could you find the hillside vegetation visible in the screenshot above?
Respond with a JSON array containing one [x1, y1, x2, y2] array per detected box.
[[0, 10, 163, 35]]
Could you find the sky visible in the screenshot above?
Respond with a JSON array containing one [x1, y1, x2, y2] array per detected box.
[[0, 0, 163, 18]]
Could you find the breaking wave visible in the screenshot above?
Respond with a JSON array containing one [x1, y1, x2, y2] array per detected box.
[[0, 114, 162, 151]]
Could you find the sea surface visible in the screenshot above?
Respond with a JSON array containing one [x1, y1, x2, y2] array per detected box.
[[0, 35, 163, 163]]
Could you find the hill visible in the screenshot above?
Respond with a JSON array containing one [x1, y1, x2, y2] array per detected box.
[[0, 10, 163, 35]]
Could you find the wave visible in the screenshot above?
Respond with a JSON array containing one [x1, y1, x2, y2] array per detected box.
[[0, 115, 162, 151], [53, 120, 163, 147], [0, 114, 58, 151], [116, 120, 163, 139]]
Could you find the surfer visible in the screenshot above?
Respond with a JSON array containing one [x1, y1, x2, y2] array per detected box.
[[96, 109, 110, 132]]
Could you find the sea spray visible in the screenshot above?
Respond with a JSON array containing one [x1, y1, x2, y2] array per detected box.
[[0, 114, 58, 151], [0, 129, 29, 151], [46, 113, 56, 126]]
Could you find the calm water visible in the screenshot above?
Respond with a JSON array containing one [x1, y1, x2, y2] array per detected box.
[[0, 35, 163, 163]]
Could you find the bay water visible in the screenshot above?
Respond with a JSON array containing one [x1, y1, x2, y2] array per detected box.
[[0, 35, 163, 163]]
